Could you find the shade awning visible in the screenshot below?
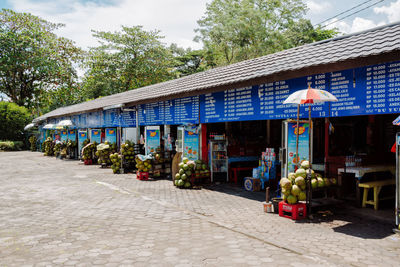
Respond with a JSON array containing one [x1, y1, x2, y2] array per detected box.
[[43, 124, 56, 129], [24, 123, 35, 131]]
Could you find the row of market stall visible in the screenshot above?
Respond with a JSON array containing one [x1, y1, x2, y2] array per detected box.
[[26, 23, 400, 227]]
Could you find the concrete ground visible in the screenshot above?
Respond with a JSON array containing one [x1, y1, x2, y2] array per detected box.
[[1, 151, 399, 266]]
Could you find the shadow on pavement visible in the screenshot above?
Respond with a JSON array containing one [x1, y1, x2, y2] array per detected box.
[[203, 183, 396, 240]]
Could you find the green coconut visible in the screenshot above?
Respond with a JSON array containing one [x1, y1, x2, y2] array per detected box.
[[295, 177, 305, 187], [295, 168, 307, 178], [291, 185, 301, 196], [301, 160, 310, 170], [280, 178, 292, 190], [311, 179, 318, 189], [287, 195, 298, 204], [298, 191, 306, 201], [317, 177, 325, 187]]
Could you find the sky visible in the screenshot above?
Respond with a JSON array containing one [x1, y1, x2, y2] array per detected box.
[[1, 0, 400, 51]]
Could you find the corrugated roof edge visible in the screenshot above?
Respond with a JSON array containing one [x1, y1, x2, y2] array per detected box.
[[33, 21, 400, 122]]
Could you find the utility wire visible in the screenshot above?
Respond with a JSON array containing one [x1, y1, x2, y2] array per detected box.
[[315, 0, 386, 29], [314, 0, 376, 26]]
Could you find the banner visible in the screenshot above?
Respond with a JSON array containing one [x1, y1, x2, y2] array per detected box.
[[78, 130, 88, 156], [91, 129, 102, 144], [68, 130, 76, 141], [145, 127, 160, 155], [60, 130, 68, 142], [183, 128, 200, 160], [105, 128, 117, 144], [287, 122, 310, 173]]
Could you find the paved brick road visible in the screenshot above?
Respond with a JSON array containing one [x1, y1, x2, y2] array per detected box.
[[1, 152, 399, 266]]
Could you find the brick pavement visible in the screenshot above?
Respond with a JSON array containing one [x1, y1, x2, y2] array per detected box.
[[1, 152, 330, 266], [1, 151, 400, 266]]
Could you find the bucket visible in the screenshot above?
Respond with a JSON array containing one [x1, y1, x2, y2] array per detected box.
[[263, 201, 273, 213], [272, 198, 282, 214]]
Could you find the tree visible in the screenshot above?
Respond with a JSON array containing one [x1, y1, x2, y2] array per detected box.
[[0, 101, 30, 141], [82, 26, 175, 99], [170, 44, 215, 78], [195, 0, 339, 66], [0, 9, 82, 109]]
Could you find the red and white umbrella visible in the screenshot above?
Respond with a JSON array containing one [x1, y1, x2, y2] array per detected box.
[[283, 86, 338, 105], [283, 86, 338, 217]]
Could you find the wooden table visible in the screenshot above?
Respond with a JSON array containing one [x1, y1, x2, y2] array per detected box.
[[337, 165, 395, 206]]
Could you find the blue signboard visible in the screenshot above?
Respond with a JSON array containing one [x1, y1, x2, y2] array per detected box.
[[200, 60, 400, 122], [163, 100, 174, 125], [138, 102, 164, 126], [183, 128, 200, 161], [287, 122, 310, 173], [78, 130, 88, 156], [145, 127, 160, 154], [173, 96, 200, 125], [91, 129, 101, 144], [105, 128, 117, 143], [87, 111, 102, 128], [68, 130, 76, 141], [103, 110, 119, 127], [138, 97, 199, 126], [120, 111, 136, 127], [60, 130, 68, 142]]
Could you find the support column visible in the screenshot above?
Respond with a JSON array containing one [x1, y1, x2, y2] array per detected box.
[[201, 124, 208, 163]]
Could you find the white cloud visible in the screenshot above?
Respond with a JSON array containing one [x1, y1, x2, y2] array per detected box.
[[9, 0, 211, 50], [325, 17, 386, 34], [374, 0, 400, 23], [306, 0, 332, 14]]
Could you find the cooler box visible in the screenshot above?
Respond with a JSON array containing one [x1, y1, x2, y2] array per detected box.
[[244, 177, 261, 192], [278, 201, 306, 220]]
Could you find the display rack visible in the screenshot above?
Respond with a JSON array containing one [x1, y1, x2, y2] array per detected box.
[[209, 139, 229, 182]]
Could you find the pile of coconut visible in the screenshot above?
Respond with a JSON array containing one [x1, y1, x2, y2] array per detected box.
[[280, 160, 337, 204]]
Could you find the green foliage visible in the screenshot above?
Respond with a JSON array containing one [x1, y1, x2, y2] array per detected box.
[[0, 140, 24, 151], [170, 44, 215, 77], [195, 0, 339, 66], [0, 9, 82, 109], [0, 101, 30, 141], [81, 26, 175, 99]]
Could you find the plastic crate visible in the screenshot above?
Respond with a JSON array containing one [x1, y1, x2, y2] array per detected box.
[[278, 201, 306, 220], [137, 171, 149, 181]]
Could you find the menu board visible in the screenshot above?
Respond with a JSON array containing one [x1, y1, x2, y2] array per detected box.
[[120, 111, 136, 127], [87, 111, 102, 128], [103, 110, 118, 127], [138, 102, 164, 126], [173, 96, 200, 125], [138, 96, 199, 126], [163, 100, 174, 125], [78, 114, 87, 128], [201, 60, 400, 123]]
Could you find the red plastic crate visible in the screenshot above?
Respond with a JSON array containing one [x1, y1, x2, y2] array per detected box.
[[278, 201, 306, 220], [84, 159, 92, 165], [137, 172, 149, 180]]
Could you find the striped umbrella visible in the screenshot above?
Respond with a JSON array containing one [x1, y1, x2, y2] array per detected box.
[[393, 115, 400, 126], [283, 86, 338, 217]]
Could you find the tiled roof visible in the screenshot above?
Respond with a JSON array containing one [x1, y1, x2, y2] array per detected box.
[[33, 22, 400, 122]]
